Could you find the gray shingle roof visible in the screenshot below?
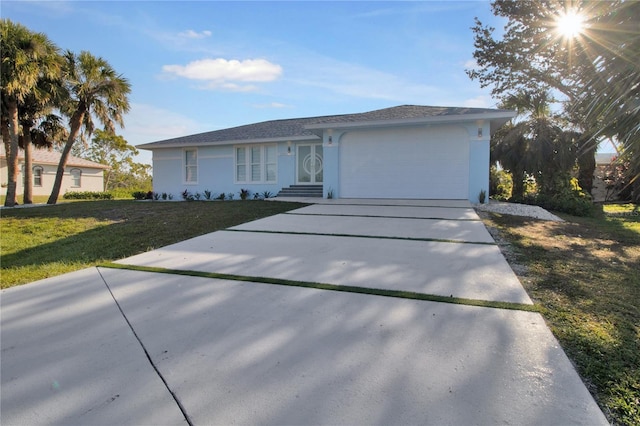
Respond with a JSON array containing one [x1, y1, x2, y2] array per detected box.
[[138, 105, 513, 149]]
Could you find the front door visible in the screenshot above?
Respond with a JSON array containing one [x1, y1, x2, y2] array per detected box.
[[297, 144, 323, 184]]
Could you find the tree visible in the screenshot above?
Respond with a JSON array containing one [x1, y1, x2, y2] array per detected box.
[[493, 90, 577, 199], [1, 19, 61, 206], [81, 129, 150, 191], [18, 80, 66, 204], [573, 1, 640, 201], [47, 51, 130, 204], [469, 0, 640, 202]]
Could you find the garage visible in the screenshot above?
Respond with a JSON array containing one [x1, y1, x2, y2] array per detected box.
[[339, 125, 470, 199]]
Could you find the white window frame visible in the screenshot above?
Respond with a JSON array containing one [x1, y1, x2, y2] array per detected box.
[[183, 148, 198, 184], [235, 144, 277, 184], [70, 168, 82, 188], [33, 166, 43, 187]]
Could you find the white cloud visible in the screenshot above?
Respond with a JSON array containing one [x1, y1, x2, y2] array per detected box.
[[462, 96, 494, 108], [464, 59, 478, 69], [162, 58, 283, 91], [177, 29, 212, 39], [252, 102, 292, 109]]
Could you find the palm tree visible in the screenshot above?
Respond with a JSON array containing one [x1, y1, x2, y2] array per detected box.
[[1, 19, 61, 207], [47, 51, 130, 205], [493, 90, 577, 199], [18, 79, 65, 204]]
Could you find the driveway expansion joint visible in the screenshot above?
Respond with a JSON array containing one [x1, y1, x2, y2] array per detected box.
[[99, 263, 539, 313], [96, 267, 194, 426], [223, 228, 497, 245], [284, 212, 482, 221]]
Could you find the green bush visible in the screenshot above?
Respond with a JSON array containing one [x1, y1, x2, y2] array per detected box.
[[132, 191, 148, 200], [63, 191, 113, 200], [489, 166, 513, 201]]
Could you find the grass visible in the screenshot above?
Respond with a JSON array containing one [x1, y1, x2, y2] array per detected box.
[[0, 199, 306, 288], [478, 204, 639, 426]]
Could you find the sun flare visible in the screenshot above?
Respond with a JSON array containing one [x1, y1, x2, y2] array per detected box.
[[556, 10, 585, 38]]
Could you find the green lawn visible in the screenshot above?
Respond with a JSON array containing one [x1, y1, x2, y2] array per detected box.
[[479, 204, 639, 426], [0, 199, 306, 288]]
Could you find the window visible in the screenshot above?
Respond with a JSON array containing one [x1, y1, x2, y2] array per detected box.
[[71, 169, 82, 187], [184, 149, 197, 183], [235, 144, 277, 183], [33, 166, 43, 187]]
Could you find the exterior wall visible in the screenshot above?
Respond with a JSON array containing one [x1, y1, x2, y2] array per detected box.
[[147, 122, 492, 202], [1, 158, 105, 197], [150, 141, 309, 199], [464, 121, 491, 204]]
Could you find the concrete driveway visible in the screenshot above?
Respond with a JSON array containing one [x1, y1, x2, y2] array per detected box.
[[1, 199, 608, 425]]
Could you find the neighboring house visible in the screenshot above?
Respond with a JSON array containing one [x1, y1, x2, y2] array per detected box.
[[592, 152, 620, 202], [138, 105, 515, 202], [0, 145, 109, 198]]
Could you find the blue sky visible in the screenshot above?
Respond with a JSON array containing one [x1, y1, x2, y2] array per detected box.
[[4, 1, 511, 164]]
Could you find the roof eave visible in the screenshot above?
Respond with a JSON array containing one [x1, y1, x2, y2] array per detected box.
[[304, 111, 517, 132], [137, 134, 319, 150]]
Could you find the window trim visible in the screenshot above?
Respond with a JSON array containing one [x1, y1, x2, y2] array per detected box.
[[33, 166, 43, 187], [234, 144, 278, 184], [183, 148, 198, 184], [70, 168, 82, 188]]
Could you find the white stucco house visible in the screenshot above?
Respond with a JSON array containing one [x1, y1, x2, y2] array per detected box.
[[0, 145, 109, 198], [138, 105, 515, 202]]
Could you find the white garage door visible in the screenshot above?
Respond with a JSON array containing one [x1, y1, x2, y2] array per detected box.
[[339, 126, 469, 199]]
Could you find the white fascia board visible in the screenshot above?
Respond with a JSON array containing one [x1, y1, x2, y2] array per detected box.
[[304, 111, 517, 131], [137, 135, 318, 150]]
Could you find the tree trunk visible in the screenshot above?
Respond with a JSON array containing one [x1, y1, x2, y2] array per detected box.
[[22, 125, 34, 204], [47, 110, 84, 205], [4, 98, 20, 207], [577, 136, 597, 195]]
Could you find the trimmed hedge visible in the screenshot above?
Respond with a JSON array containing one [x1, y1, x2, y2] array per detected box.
[[63, 191, 113, 200]]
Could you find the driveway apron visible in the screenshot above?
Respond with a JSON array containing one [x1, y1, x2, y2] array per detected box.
[[1, 199, 608, 425]]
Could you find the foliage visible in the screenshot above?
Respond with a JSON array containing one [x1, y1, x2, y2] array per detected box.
[[132, 191, 147, 201], [47, 50, 131, 205], [469, 0, 640, 203], [239, 188, 250, 200], [1, 19, 62, 207], [477, 189, 486, 204], [203, 190, 213, 200], [72, 129, 151, 191], [62, 191, 113, 200], [489, 166, 512, 200], [181, 189, 194, 201], [227, 192, 234, 200], [262, 191, 273, 199], [327, 188, 334, 199], [216, 193, 225, 201]]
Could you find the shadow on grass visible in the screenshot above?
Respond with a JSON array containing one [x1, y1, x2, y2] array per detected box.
[[1, 200, 307, 286], [482, 210, 640, 425]]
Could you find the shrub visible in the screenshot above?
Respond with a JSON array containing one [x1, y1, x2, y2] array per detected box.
[[239, 188, 250, 200], [216, 193, 225, 200], [132, 191, 147, 200], [181, 189, 194, 201], [63, 191, 113, 200], [227, 192, 234, 200], [478, 189, 487, 204], [489, 166, 513, 201], [262, 191, 273, 199], [203, 190, 213, 200]]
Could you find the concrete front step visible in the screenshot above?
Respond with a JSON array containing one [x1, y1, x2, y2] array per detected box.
[[277, 185, 323, 198]]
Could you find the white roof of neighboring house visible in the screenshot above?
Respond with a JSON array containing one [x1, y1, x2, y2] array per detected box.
[[0, 144, 109, 169]]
